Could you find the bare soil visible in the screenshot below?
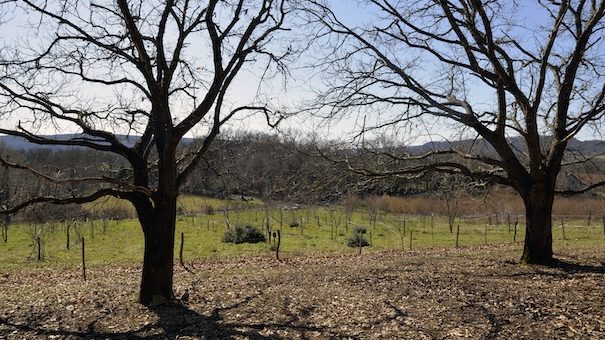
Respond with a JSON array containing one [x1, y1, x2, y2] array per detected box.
[[0, 244, 603, 339]]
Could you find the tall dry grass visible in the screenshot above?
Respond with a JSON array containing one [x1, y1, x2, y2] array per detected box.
[[362, 190, 604, 217]]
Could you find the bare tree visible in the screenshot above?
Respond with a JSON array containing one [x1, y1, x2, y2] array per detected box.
[[302, 0, 605, 264], [0, 0, 290, 305], [0, 154, 9, 243]]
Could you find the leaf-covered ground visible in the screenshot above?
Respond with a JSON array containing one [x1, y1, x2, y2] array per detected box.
[[0, 244, 603, 339]]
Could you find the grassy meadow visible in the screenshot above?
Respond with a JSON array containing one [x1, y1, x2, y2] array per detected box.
[[1, 195, 603, 270]]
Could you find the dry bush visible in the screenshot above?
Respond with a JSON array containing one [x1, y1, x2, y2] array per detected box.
[[343, 195, 360, 221]]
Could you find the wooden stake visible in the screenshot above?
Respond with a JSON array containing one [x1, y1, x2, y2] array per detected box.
[[179, 232, 185, 267], [81, 237, 86, 282], [409, 230, 413, 250], [2, 222, 7, 243], [455, 224, 460, 248], [275, 230, 281, 260], [280, 209, 283, 233], [37, 236, 41, 261], [66, 223, 70, 250], [507, 214, 511, 234], [399, 227, 404, 250], [561, 218, 566, 240]]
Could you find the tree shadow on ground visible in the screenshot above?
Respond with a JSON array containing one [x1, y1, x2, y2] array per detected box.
[[148, 296, 352, 339], [469, 257, 604, 280], [0, 294, 349, 339], [0, 305, 263, 339], [550, 258, 604, 274]]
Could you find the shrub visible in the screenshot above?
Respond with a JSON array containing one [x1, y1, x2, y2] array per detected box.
[[223, 225, 266, 244], [203, 205, 215, 215], [346, 234, 370, 248], [352, 226, 367, 234]]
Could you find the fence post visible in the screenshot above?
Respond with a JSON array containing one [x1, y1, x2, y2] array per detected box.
[[409, 230, 413, 250], [455, 224, 460, 248]]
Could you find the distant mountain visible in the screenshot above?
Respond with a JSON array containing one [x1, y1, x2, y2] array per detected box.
[[0, 134, 196, 151], [0, 133, 603, 158], [567, 138, 605, 155], [405, 137, 605, 157]]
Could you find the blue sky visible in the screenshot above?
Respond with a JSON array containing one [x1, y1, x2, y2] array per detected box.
[[0, 1, 603, 146]]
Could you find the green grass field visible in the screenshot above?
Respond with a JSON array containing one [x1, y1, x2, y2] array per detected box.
[[1, 199, 603, 270], [83, 194, 264, 217]]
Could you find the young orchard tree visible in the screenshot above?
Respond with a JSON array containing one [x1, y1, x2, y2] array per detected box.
[[0, 0, 290, 305], [303, 1, 605, 264], [434, 175, 476, 234]]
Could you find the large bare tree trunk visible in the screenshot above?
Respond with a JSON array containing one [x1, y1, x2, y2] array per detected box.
[[521, 185, 554, 264], [137, 148, 178, 305], [138, 202, 177, 305]]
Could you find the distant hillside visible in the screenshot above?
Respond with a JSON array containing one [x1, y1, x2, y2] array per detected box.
[[0, 134, 196, 151], [405, 137, 605, 157], [0, 134, 603, 157]]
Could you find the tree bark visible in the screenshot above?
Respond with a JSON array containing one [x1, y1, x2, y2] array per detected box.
[[520, 185, 554, 264], [138, 198, 177, 305], [136, 145, 178, 305]]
